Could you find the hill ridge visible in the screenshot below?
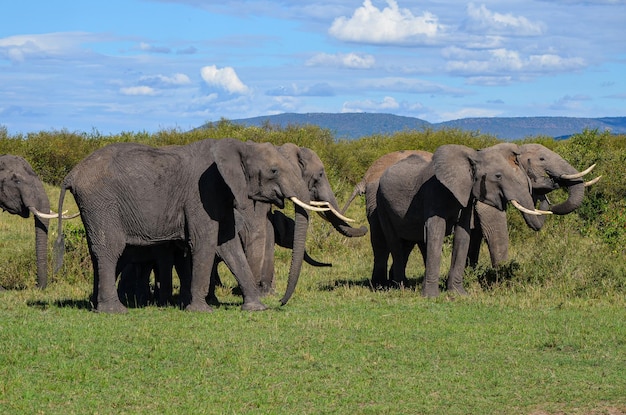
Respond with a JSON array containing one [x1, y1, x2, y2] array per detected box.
[[201, 113, 626, 140]]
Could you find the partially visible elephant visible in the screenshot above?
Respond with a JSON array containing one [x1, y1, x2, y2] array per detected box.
[[467, 143, 601, 267], [55, 138, 326, 313], [341, 150, 433, 214], [372, 143, 551, 297], [116, 241, 190, 307], [0, 155, 64, 288]]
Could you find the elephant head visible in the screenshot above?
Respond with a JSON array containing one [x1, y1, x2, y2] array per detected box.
[[433, 143, 545, 215], [0, 155, 52, 288], [518, 143, 599, 228], [276, 143, 367, 305], [471, 144, 600, 268]]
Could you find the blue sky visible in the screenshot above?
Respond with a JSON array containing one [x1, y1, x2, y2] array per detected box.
[[1, 0, 625, 134]]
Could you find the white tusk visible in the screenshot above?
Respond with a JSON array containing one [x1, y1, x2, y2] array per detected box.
[[290, 197, 331, 212], [561, 164, 596, 180], [62, 212, 81, 219], [584, 176, 601, 187], [28, 207, 59, 219], [309, 201, 356, 222], [511, 200, 553, 216]]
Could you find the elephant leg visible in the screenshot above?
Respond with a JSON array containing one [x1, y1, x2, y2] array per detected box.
[[422, 216, 446, 297], [174, 249, 192, 308], [368, 209, 390, 288], [467, 226, 483, 268], [218, 236, 266, 311], [92, 244, 127, 313], [186, 231, 217, 312], [258, 216, 276, 295], [447, 210, 471, 295], [388, 238, 409, 287], [207, 257, 221, 305], [155, 258, 174, 307]]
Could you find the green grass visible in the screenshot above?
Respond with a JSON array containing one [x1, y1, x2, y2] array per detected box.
[[1, 281, 625, 414]]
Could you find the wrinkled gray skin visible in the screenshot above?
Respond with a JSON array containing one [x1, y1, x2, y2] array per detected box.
[[55, 138, 315, 313], [467, 143, 595, 267], [372, 143, 540, 297], [342, 150, 433, 214], [0, 155, 51, 288]]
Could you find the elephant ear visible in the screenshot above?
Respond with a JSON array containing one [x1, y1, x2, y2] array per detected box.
[[278, 143, 304, 171], [210, 138, 249, 210], [432, 144, 477, 208]]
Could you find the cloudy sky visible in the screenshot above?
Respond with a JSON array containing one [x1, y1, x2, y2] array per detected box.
[[1, 0, 625, 134]]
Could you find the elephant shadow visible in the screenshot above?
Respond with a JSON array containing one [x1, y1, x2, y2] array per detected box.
[[469, 260, 520, 291], [318, 275, 423, 292], [28, 298, 92, 310]]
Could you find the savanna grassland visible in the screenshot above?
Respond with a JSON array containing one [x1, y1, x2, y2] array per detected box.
[[0, 124, 624, 414]]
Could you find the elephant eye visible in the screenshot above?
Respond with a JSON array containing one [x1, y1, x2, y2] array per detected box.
[[495, 173, 503, 180], [270, 167, 279, 176]]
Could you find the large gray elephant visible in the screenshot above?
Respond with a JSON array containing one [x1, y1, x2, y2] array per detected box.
[[54, 138, 326, 313], [372, 143, 551, 297], [467, 143, 600, 267], [0, 155, 63, 288]]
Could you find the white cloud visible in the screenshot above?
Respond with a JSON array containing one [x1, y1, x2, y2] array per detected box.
[[329, 0, 443, 45], [446, 48, 586, 75], [465, 3, 545, 36], [342, 96, 400, 112], [120, 86, 158, 96], [0, 32, 93, 62], [306, 52, 375, 69], [138, 42, 172, 54], [139, 73, 192, 88], [200, 65, 249, 94]]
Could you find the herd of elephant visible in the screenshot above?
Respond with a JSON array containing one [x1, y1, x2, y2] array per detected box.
[[0, 138, 599, 312]]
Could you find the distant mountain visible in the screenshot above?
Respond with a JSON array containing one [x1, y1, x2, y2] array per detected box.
[[201, 113, 626, 140]]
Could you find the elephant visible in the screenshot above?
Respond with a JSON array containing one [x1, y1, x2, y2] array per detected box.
[[0, 155, 67, 288], [116, 210, 331, 308], [372, 143, 551, 297], [54, 138, 327, 313], [467, 143, 601, 267], [116, 241, 190, 307], [118, 143, 365, 308]]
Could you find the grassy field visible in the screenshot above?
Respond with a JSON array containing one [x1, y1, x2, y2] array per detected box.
[[1, 187, 625, 414], [0, 127, 625, 414]]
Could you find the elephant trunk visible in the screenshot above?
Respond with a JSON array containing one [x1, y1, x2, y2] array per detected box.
[[34, 215, 49, 289], [27, 181, 51, 289], [280, 204, 309, 305], [549, 180, 585, 215], [320, 210, 368, 237], [475, 201, 509, 267], [521, 195, 550, 231]]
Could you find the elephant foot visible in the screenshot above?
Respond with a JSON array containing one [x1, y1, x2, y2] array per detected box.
[[421, 282, 440, 298], [447, 283, 468, 296], [370, 279, 389, 290], [185, 301, 214, 312], [258, 282, 275, 297], [206, 293, 220, 306], [241, 301, 268, 312], [95, 299, 128, 314]]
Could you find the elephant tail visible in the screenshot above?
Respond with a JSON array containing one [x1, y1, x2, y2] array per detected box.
[[340, 180, 365, 214], [53, 182, 69, 274]]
